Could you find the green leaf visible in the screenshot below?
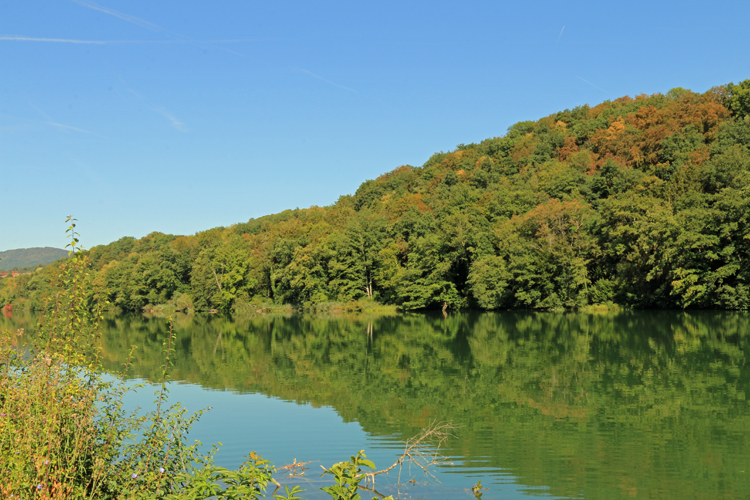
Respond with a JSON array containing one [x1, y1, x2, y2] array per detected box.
[[357, 459, 375, 469]]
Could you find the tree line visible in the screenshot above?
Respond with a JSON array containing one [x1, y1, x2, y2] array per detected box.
[[2, 81, 750, 312]]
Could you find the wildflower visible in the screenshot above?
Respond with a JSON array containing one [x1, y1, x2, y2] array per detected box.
[[44, 459, 49, 465], [37, 484, 43, 490], [159, 467, 165, 473], [131, 473, 138, 479]]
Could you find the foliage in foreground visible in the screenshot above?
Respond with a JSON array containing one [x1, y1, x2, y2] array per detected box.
[[0, 222, 420, 499]]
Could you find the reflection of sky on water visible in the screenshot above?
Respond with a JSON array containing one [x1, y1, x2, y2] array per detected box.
[[123, 381, 538, 500]]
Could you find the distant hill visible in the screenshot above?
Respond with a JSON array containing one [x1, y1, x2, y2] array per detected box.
[[0, 247, 68, 272]]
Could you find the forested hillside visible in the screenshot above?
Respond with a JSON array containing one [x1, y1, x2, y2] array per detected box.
[[0, 247, 67, 272], [2, 81, 749, 312]]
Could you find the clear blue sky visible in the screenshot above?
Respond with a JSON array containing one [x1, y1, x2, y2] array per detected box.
[[2, 0, 748, 251]]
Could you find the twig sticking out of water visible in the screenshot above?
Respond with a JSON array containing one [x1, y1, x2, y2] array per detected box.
[[360, 420, 457, 489], [278, 458, 315, 477]]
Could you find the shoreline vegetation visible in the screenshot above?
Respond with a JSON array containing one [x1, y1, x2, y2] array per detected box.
[[1, 221, 457, 499], [2, 81, 750, 317], [142, 297, 401, 319]]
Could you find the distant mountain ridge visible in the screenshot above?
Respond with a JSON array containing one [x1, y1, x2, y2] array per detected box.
[[0, 247, 68, 272]]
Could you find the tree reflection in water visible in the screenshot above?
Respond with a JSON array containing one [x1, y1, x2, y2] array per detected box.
[[3, 310, 748, 499]]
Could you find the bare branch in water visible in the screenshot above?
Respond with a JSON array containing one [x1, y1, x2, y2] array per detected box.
[[359, 420, 457, 489], [277, 458, 315, 477]]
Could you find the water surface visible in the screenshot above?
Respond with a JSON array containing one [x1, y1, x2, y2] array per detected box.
[[4, 310, 749, 499]]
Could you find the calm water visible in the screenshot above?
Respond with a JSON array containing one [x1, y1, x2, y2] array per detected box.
[[3, 310, 749, 499]]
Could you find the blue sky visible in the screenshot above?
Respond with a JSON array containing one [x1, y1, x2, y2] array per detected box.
[[1, 0, 748, 251]]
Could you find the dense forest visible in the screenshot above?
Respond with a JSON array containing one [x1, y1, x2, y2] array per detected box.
[[0, 247, 67, 272], [2, 81, 750, 312]]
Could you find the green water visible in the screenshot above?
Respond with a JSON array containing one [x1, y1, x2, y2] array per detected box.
[[3, 310, 749, 499]]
